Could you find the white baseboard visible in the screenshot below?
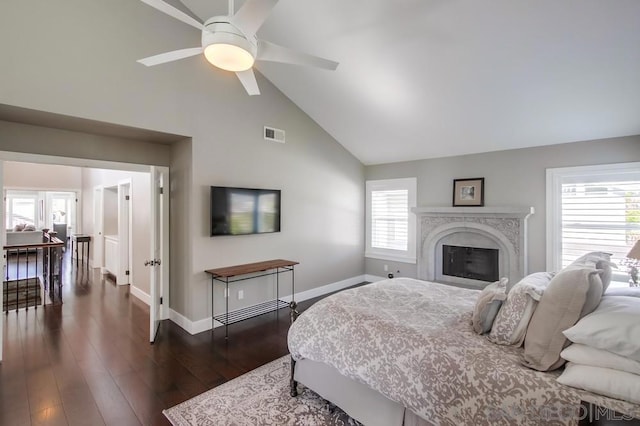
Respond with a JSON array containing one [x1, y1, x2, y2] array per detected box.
[[364, 274, 387, 283], [169, 308, 215, 334], [279, 274, 366, 303], [169, 273, 370, 336], [130, 285, 151, 306]]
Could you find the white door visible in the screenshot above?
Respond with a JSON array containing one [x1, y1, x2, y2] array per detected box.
[[149, 166, 169, 343], [93, 186, 104, 268], [0, 161, 4, 361]]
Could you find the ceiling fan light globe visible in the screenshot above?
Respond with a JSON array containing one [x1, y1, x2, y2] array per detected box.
[[204, 43, 255, 72]]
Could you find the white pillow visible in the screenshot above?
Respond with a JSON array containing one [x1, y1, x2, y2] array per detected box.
[[557, 363, 640, 405], [561, 344, 640, 376], [605, 287, 640, 297], [563, 296, 640, 361]]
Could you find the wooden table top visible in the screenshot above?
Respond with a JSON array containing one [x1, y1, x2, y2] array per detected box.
[[205, 259, 298, 278]]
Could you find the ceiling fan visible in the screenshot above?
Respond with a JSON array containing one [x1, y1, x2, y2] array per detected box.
[[137, 0, 339, 95]]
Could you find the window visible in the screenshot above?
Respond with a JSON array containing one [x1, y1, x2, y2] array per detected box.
[[547, 162, 640, 287], [47, 192, 76, 228], [6, 191, 39, 229], [366, 178, 417, 263], [5, 190, 78, 232]]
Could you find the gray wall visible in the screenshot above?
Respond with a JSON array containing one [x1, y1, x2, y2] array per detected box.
[[365, 135, 640, 279], [4, 162, 83, 191], [0, 0, 365, 325], [169, 139, 193, 317], [0, 121, 172, 167]]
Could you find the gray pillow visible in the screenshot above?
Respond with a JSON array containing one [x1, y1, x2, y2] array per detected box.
[[472, 278, 508, 335], [522, 267, 603, 371], [567, 252, 614, 293]]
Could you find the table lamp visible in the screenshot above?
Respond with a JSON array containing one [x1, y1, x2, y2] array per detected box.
[[624, 240, 640, 287]]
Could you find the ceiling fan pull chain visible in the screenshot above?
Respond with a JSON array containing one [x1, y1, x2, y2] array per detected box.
[[228, 0, 234, 16]]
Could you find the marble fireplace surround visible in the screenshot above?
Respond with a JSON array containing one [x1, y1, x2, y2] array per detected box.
[[413, 206, 534, 288]]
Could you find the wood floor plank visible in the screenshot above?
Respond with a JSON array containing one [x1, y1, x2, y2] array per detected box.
[[26, 367, 63, 415], [83, 371, 141, 426], [59, 385, 106, 426], [30, 404, 68, 426], [113, 371, 169, 426]]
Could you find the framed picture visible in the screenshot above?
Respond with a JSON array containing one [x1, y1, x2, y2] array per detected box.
[[453, 177, 484, 207]]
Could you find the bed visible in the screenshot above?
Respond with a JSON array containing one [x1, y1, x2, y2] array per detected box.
[[287, 277, 640, 426]]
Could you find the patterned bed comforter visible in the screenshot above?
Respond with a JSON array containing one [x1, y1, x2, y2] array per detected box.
[[288, 278, 640, 425]]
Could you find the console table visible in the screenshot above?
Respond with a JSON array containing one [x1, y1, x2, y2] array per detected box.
[[71, 234, 91, 269], [205, 259, 299, 338]]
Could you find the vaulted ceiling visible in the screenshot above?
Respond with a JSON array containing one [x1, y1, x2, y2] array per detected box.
[[174, 0, 640, 164]]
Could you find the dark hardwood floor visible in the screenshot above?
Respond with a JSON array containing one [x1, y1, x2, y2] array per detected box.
[[0, 253, 337, 426]]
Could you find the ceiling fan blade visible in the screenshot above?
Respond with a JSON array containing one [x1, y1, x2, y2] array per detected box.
[[139, 0, 204, 30], [235, 69, 261, 96], [256, 40, 339, 71], [232, 0, 279, 36], [137, 47, 203, 66]]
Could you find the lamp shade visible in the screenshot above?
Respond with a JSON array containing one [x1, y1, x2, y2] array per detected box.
[[627, 240, 640, 261], [204, 43, 255, 72], [201, 19, 257, 72]]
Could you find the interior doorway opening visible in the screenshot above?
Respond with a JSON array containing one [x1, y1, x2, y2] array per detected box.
[[0, 154, 169, 363]]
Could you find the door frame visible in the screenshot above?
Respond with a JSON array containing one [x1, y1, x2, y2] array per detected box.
[[0, 161, 4, 362], [149, 166, 169, 343], [117, 179, 132, 286], [93, 185, 104, 270], [0, 151, 170, 358]]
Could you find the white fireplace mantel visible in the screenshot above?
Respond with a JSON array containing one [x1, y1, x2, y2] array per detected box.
[[413, 206, 534, 288], [412, 206, 534, 217]]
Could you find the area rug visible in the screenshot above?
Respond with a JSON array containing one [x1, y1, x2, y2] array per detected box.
[[163, 355, 361, 426]]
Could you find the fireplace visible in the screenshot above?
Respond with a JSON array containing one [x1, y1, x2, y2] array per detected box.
[[442, 245, 499, 282], [413, 206, 534, 288]]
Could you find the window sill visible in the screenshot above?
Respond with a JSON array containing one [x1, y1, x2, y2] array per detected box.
[[365, 252, 417, 264]]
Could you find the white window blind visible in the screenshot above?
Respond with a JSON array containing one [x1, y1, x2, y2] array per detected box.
[[371, 189, 409, 251], [561, 180, 640, 268], [366, 178, 417, 263]]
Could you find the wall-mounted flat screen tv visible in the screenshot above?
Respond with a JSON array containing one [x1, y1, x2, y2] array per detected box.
[[210, 186, 281, 236]]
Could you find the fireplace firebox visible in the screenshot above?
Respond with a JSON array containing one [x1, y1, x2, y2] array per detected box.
[[443, 245, 499, 282]]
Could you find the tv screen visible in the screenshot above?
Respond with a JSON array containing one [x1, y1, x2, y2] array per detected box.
[[210, 186, 281, 236]]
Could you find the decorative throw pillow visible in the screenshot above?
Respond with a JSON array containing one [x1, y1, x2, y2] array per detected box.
[[13, 223, 25, 232], [557, 363, 640, 405], [472, 277, 508, 335], [561, 344, 640, 376], [23, 224, 36, 231], [563, 296, 640, 362], [522, 267, 603, 371], [488, 272, 553, 346], [567, 251, 615, 293]]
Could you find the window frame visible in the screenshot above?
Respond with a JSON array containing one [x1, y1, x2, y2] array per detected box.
[[6, 190, 39, 229], [365, 177, 417, 264], [546, 161, 640, 273]]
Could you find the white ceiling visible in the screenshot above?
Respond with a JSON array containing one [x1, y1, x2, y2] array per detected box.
[[178, 0, 640, 165]]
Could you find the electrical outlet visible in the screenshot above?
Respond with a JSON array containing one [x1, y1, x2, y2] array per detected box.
[[238, 290, 244, 300], [383, 264, 388, 272]]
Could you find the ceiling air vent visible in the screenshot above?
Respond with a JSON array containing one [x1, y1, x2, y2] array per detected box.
[[264, 126, 285, 144]]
